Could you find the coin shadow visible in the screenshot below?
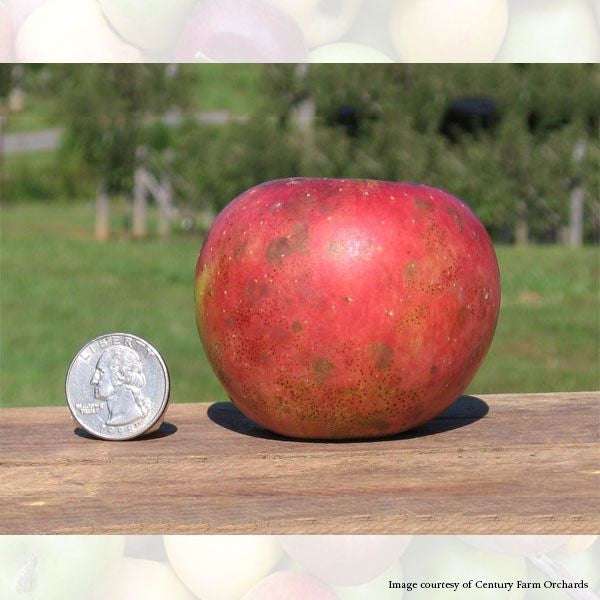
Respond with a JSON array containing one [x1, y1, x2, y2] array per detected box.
[[207, 395, 489, 443], [74, 421, 177, 441]]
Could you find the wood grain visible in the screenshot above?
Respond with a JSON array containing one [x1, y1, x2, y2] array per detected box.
[[1, 392, 598, 534]]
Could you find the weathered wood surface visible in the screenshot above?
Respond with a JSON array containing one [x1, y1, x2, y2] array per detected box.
[[1, 392, 598, 534]]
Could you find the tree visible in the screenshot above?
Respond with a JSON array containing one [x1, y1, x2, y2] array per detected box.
[[56, 64, 193, 238], [0, 65, 13, 205]]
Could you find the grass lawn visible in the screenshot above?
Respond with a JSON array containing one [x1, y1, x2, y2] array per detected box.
[[1, 203, 598, 408]]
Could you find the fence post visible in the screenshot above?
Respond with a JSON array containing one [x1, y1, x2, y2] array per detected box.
[[568, 139, 586, 247], [293, 64, 315, 167], [158, 173, 173, 237], [95, 184, 110, 241], [515, 200, 529, 246], [132, 166, 147, 238]]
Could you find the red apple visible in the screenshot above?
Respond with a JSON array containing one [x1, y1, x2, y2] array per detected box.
[[279, 536, 412, 586], [195, 178, 500, 439], [176, 0, 306, 62], [243, 571, 338, 599]]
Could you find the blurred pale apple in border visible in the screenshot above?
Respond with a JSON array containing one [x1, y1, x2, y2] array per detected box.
[[5, 0, 46, 31], [557, 535, 597, 556], [98, 0, 197, 51], [402, 537, 527, 599], [101, 558, 196, 600], [268, 0, 362, 47], [123, 535, 168, 561], [280, 535, 412, 586], [497, 0, 600, 62], [0, 535, 125, 600], [459, 535, 571, 556], [175, 0, 307, 62], [0, 1, 14, 61], [243, 571, 338, 599], [16, 0, 143, 61], [309, 41, 393, 62], [390, 0, 508, 62], [165, 535, 282, 600], [335, 560, 404, 600], [526, 538, 600, 600]]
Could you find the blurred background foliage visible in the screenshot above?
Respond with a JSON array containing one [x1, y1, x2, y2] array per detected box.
[[1, 63, 598, 407], [2, 63, 599, 243]]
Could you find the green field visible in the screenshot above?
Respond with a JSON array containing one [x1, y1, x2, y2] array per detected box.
[[1, 203, 598, 408]]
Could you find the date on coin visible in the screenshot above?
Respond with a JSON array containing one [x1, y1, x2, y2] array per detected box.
[[65, 333, 170, 440]]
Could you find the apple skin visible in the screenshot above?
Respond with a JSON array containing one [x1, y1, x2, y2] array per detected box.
[[497, 0, 600, 62], [164, 535, 282, 600], [0, 535, 125, 600], [390, 0, 508, 62], [16, 0, 143, 62], [100, 557, 195, 600], [98, 0, 197, 51], [268, 0, 362, 48], [279, 536, 412, 586], [195, 178, 500, 440], [243, 571, 338, 599], [175, 0, 307, 62], [309, 42, 393, 62], [0, 1, 14, 61]]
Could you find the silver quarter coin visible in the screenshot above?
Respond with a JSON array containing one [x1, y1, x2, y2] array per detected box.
[[65, 333, 170, 440]]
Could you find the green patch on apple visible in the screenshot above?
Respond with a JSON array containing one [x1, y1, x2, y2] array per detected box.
[[99, 0, 198, 51]]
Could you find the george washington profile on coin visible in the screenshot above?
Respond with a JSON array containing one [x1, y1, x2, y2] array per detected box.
[[90, 345, 152, 427]]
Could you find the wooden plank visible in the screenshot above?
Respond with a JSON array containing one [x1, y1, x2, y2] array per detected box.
[[0, 392, 598, 534]]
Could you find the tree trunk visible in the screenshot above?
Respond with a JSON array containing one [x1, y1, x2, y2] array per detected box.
[[95, 185, 110, 241], [0, 111, 5, 206], [293, 64, 315, 165], [132, 167, 147, 238], [515, 200, 528, 246], [567, 139, 586, 247]]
